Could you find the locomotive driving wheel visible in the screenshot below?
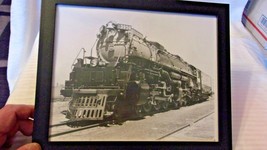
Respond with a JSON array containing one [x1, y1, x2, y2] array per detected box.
[[153, 101, 161, 111], [142, 102, 152, 114], [173, 97, 181, 109], [161, 101, 169, 111], [173, 100, 180, 109], [134, 105, 143, 117]]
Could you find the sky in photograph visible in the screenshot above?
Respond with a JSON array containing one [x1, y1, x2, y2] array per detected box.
[[52, 5, 217, 86]]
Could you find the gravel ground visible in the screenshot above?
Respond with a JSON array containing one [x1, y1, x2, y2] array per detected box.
[[159, 113, 216, 141], [49, 98, 217, 142]]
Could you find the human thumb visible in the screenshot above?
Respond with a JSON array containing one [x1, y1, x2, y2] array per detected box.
[[17, 143, 41, 150]]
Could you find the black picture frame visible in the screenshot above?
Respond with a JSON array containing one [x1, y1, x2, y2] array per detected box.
[[33, 0, 231, 149]]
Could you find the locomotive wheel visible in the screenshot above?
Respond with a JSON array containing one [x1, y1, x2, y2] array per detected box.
[[173, 100, 180, 109], [182, 98, 187, 106], [142, 102, 152, 114], [153, 101, 161, 112], [161, 101, 169, 111], [134, 105, 143, 117], [113, 108, 121, 120]]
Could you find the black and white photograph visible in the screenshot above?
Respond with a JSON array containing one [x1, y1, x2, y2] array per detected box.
[[48, 5, 218, 142]]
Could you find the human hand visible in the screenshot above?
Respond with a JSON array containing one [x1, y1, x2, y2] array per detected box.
[[17, 142, 41, 150], [0, 105, 40, 149]]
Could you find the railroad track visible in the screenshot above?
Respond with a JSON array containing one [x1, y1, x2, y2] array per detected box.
[[157, 111, 214, 140], [49, 116, 139, 138], [50, 111, 214, 139], [50, 121, 107, 138], [49, 108, 181, 138]]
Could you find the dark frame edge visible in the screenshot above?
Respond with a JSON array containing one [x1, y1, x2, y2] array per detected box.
[[33, 0, 57, 148], [217, 3, 232, 149], [33, 1, 231, 149]]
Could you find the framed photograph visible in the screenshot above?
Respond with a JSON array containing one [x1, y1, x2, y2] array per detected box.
[[33, 0, 231, 149]]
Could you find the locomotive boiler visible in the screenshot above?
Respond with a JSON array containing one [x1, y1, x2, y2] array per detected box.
[[60, 21, 213, 121]]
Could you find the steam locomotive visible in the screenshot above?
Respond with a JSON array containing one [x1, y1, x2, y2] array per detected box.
[[60, 21, 213, 121]]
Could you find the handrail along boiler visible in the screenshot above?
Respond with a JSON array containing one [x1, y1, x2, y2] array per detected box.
[[60, 21, 213, 121]]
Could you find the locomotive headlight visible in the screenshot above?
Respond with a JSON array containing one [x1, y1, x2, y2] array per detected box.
[[90, 59, 98, 67]]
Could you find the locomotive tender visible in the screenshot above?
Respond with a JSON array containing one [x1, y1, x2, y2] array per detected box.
[[60, 21, 213, 121]]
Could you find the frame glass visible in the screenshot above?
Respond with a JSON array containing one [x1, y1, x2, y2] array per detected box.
[[33, 0, 231, 149]]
